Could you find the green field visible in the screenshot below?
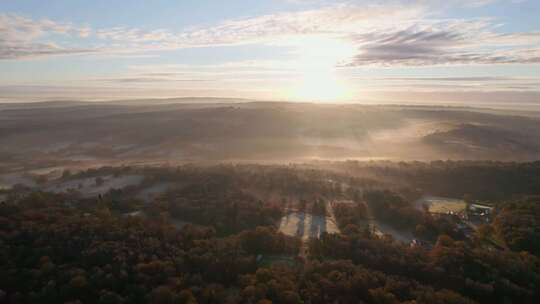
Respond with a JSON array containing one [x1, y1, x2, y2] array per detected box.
[[417, 196, 467, 214]]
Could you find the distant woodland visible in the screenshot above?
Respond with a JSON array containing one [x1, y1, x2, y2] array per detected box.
[[3, 102, 540, 173]]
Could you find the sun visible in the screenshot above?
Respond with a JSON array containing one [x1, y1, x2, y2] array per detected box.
[[292, 72, 350, 101], [286, 35, 355, 101]]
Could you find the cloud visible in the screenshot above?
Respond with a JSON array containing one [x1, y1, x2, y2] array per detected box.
[[96, 77, 215, 83], [101, 62, 302, 87], [0, 41, 98, 59], [1, 1, 539, 66], [78, 26, 92, 38], [376, 76, 517, 81], [450, 0, 497, 7], [351, 75, 540, 92], [0, 4, 427, 59], [0, 14, 98, 59], [87, 3, 424, 49], [342, 20, 540, 66]]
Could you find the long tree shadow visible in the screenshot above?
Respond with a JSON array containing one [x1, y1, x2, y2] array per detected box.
[[309, 214, 327, 238], [281, 212, 292, 227], [296, 212, 305, 238]]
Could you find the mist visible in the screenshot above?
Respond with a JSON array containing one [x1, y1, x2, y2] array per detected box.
[[2, 99, 540, 179]]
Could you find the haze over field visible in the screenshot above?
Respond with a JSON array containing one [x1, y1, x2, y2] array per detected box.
[[2, 100, 540, 176]]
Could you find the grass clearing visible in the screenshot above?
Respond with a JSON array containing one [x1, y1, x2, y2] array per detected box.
[[416, 195, 467, 214], [278, 211, 339, 240]]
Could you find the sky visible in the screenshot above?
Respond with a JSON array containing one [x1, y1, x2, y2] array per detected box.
[[1, 0, 539, 106]]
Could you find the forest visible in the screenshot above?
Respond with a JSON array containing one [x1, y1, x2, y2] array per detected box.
[[1, 161, 540, 303]]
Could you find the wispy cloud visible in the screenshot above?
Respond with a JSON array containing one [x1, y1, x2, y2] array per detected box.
[[351, 75, 540, 92], [95, 77, 216, 84], [0, 14, 99, 59], [376, 76, 518, 81], [1, 1, 539, 67], [343, 22, 540, 66]]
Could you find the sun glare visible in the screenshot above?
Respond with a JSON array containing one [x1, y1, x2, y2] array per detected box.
[[293, 72, 350, 101], [287, 36, 355, 101]]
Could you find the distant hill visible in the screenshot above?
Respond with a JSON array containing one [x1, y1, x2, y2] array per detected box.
[[2, 100, 540, 171], [423, 123, 540, 159]]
